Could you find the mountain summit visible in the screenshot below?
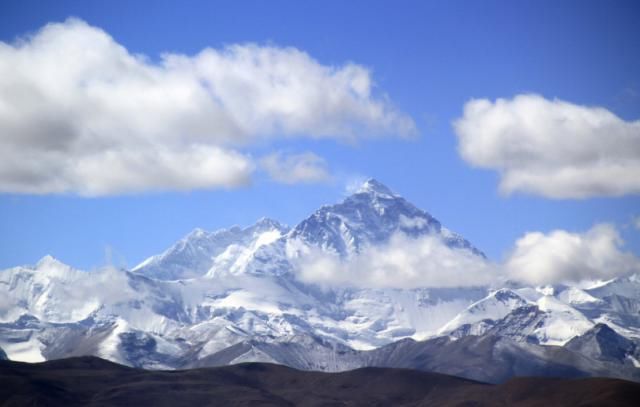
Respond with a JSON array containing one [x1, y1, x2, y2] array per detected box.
[[289, 178, 482, 257], [356, 178, 398, 197]]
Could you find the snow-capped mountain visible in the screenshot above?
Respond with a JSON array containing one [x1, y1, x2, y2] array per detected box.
[[133, 217, 290, 280], [1, 179, 639, 382], [288, 179, 483, 258], [439, 287, 598, 346]]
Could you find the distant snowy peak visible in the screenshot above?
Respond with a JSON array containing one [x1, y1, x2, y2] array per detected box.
[[587, 274, 640, 299], [35, 255, 65, 269], [133, 218, 289, 280], [289, 178, 482, 257], [556, 286, 604, 306], [440, 286, 600, 346], [26, 255, 76, 275], [439, 288, 530, 335], [5, 255, 80, 281], [0, 256, 105, 325], [355, 178, 398, 197]]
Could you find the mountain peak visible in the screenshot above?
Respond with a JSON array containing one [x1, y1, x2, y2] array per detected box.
[[186, 227, 208, 239], [36, 254, 63, 268], [34, 255, 74, 274], [356, 179, 397, 197], [254, 217, 287, 231]]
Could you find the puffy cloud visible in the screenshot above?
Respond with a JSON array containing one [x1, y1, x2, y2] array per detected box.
[[0, 18, 414, 195], [505, 224, 640, 286], [260, 151, 330, 184], [2, 145, 253, 196], [292, 232, 498, 289], [454, 94, 640, 199], [292, 224, 639, 289]]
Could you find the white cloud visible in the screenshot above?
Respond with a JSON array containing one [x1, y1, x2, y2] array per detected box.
[[260, 151, 330, 184], [293, 232, 498, 289], [0, 18, 414, 195], [454, 94, 640, 199], [633, 216, 640, 230], [505, 224, 640, 286], [292, 224, 640, 289], [398, 214, 428, 229]]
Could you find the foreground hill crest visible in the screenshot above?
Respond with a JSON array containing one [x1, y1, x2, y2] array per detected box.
[[3, 356, 640, 406]]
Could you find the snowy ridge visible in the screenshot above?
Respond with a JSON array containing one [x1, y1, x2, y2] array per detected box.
[[132, 218, 290, 280]]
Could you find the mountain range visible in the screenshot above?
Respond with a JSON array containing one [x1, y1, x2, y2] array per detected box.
[[1, 179, 639, 383]]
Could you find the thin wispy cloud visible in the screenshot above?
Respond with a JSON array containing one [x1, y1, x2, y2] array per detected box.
[[454, 94, 640, 199], [260, 151, 331, 184], [0, 18, 415, 196]]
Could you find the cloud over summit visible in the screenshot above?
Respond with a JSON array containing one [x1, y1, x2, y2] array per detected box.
[[0, 18, 414, 195]]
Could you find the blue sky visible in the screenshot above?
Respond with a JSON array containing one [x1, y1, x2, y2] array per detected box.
[[0, 0, 639, 270]]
